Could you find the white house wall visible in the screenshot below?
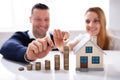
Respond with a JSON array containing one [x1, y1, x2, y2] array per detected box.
[[76, 41, 103, 69]]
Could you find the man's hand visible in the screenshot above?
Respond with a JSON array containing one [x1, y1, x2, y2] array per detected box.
[[26, 37, 54, 61]]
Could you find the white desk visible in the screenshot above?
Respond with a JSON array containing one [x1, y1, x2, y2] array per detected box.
[[0, 51, 120, 80]]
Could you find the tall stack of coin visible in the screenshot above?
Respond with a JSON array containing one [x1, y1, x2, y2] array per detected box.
[[35, 62, 41, 70], [45, 60, 50, 70], [54, 54, 60, 70], [63, 46, 69, 70]]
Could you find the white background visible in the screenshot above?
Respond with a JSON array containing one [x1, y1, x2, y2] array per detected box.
[[0, 0, 109, 32]]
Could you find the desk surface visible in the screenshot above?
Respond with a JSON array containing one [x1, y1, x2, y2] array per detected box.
[[0, 51, 120, 80]]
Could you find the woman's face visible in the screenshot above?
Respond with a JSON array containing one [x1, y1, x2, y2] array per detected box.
[[85, 12, 101, 36]]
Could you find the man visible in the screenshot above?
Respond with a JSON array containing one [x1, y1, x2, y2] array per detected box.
[[0, 3, 69, 63]]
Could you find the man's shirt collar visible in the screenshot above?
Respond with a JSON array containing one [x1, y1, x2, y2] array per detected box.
[[28, 30, 51, 39]]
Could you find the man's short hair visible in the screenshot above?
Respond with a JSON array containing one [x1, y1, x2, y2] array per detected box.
[[31, 3, 49, 14]]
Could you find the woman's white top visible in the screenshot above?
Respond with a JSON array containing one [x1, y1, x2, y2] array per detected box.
[[71, 33, 120, 50]]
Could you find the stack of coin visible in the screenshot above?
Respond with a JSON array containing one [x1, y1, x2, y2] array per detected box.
[[35, 62, 41, 70], [63, 46, 69, 70], [54, 54, 60, 70], [45, 60, 50, 70], [18, 67, 24, 71], [27, 64, 33, 71]]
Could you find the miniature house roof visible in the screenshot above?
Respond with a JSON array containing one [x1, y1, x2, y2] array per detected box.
[[73, 35, 105, 55]]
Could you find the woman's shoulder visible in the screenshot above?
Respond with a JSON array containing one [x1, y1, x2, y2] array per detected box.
[[109, 35, 120, 50], [109, 34, 120, 41]]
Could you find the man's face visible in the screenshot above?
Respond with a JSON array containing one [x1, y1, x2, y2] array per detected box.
[[30, 9, 50, 38]]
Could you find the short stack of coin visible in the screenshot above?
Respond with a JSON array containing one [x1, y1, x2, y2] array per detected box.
[[45, 60, 50, 70], [18, 67, 24, 71], [54, 54, 60, 70], [35, 62, 41, 70], [27, 64, 33, 71]]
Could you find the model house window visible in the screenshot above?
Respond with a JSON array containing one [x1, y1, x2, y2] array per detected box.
[[80, 56, 88, 63], [92, 56, 100, 64], [86, 46, 92, 53]]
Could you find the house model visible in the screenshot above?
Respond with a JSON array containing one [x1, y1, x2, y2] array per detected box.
[[73, 35, 105, 72]]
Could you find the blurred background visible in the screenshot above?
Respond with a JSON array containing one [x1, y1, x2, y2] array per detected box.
[[0, 0, 119, 37]]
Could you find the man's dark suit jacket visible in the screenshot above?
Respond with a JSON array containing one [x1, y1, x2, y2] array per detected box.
[[0, 31, 56, 63]]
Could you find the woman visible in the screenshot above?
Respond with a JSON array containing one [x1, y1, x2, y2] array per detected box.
[[67, 7, 120, 51]]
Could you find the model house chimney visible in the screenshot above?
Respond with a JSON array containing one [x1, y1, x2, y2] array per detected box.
[[91, 36, 97, 44]]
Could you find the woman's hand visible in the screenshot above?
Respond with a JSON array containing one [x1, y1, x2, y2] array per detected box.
[[53, 29, 69, 51]]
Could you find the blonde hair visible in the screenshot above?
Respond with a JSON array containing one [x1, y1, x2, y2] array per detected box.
[[85, 7, 110, 50]]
